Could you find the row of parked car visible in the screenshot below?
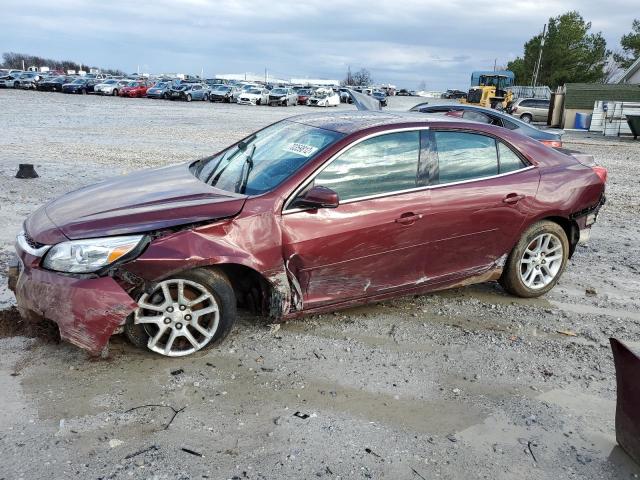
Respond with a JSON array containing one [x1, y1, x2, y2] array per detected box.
[[0, 70, 391, 107]]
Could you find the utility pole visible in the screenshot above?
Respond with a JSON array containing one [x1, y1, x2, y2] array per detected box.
[[493, 58, 497, 71], [532, 23, 546, 88]]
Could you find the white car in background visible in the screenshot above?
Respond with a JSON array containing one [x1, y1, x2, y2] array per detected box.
[[237, 87, 270, 105], [94, 79, 128, 96], [307, 88, 340, 107]]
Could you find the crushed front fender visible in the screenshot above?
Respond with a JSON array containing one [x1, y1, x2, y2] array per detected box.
[[14, 264, 137, 355]]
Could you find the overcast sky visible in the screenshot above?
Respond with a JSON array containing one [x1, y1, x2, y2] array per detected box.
[[0, 0, 635, 89]]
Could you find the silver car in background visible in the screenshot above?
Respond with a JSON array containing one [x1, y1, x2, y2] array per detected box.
[[94, 79, 128, 96], [268, 87, 298, 106], [0, 73, 22, 88], [509, 98, 550, 123]]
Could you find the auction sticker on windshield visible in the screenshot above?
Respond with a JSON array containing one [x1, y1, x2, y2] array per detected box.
[[284, 143, 318, 157]]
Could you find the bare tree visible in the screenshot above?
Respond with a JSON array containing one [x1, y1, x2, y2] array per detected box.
[[342, 67, 373, 86]]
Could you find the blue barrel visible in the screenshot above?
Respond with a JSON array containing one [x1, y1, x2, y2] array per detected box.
[[575, 112, 592, 130]]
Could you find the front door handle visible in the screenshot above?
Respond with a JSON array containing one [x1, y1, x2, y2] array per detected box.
[[503, 193, 525, 204], [395, 213, 422, 225]]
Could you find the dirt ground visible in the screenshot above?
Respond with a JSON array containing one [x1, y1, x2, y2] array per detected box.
[[0, 88, 639, 480]]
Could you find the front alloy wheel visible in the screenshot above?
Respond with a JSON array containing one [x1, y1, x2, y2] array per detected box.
[[126, 269, 236, 356]]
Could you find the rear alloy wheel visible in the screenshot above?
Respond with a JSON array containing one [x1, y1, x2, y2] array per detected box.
[[520, 113, 532, 124], [112, 89, 118, 96], [126, 269, 236, 357], [186, 94, 192, 102], [500, 221, 568, 298], [203, 93, 209, 101]]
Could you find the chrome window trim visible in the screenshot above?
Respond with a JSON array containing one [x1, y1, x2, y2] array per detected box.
[[282, 126, 535, 214], [16, 231, 51, 257]]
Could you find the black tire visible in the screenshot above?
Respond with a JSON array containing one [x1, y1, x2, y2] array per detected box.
[[520, 113, 532, 124], [186, 94, 192, 102], [163, 92, 169, 99], [81, 88, 87, 95], [203, 93, 209, 101], [112, 89, 118, 96], [13, 81, 19, 88], [500, 220, 569, 298], [125, 268, 237, 354]]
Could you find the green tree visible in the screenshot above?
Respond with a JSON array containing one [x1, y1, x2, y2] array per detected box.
[[507, 11, 607, 88], [613, 19, 640, 69]]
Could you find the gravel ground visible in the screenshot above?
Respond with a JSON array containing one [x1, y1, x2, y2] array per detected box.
[[0, 88, 639, 480]]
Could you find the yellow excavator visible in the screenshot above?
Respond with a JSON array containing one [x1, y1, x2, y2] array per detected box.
[[461, 74, 514, 110]]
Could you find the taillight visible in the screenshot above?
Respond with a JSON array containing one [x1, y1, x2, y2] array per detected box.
[[592, 165, 608, 183], [541, 140, 563, 148]]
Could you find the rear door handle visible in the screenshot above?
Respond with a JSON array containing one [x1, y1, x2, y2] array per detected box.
[[395, 213, 422, 225], [503, 193, 525, 204]]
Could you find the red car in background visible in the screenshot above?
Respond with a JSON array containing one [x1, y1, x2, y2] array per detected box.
[[296, 88, 314, 105], [9, 111, 606, 358], [119, 81, 152, 98]]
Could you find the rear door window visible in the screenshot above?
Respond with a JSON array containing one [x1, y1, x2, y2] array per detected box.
[[498, 142, 526, 173], [314, 131, 420, 201], [432, 131, 498, 184]]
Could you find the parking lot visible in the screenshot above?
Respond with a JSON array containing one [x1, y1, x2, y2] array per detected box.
[[1, 88, 639, 479]]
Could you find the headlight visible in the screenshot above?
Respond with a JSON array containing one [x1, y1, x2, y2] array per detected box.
[[42, 235, 146, 273]]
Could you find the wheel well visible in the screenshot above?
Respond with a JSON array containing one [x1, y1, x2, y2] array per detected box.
[[543, 216, 579, 258], [209, 264, 275, 317]]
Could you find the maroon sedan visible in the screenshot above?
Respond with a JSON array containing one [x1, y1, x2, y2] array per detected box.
[[9, 112, 606, 357]]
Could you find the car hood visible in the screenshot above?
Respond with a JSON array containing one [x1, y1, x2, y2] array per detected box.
[[32, 163, 246, 241]]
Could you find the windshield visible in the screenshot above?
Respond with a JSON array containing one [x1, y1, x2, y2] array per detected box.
[[103, 79, 117, 84], [72, 79, 85, 84], [271, 88, 286, 95], [215, 86, 230, 92], [153, 82, 167, 88], [247, 89, 262, 94], [193, 121, 344, 195], [127, 81, 139, 87]]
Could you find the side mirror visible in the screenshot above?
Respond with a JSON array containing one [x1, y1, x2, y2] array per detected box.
[[293, 186, 339, 210]]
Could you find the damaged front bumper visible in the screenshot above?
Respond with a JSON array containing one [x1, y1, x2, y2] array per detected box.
[[8, 241, 138, 355]]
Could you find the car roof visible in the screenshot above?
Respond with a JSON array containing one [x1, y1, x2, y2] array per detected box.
[[286, 111, 467, 134]]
